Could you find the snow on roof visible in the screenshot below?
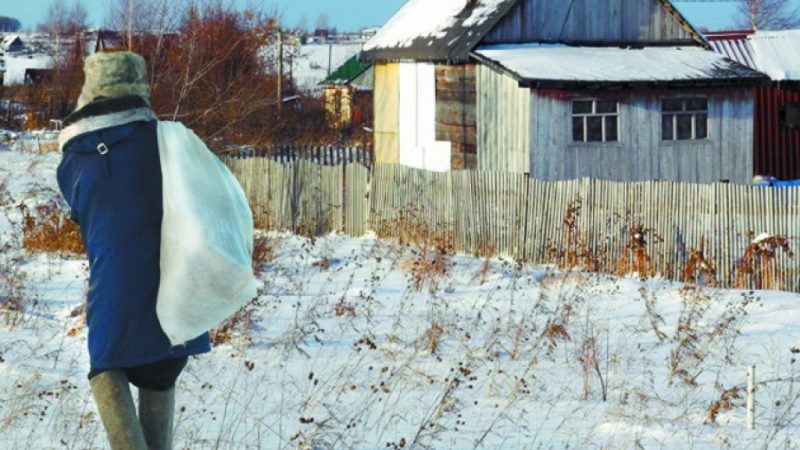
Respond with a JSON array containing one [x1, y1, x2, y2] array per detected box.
[[473, 44, 767, 87], [747, 30, 800, 81], [360, 0, 517, 62], [706, 30, 800, 81]]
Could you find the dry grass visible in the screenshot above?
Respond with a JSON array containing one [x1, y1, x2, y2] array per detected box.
[[252, 234, 277, 275], [21, 201, 84, 256]]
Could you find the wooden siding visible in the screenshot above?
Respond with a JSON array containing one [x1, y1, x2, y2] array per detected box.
[[476, 65, 531, 173], [529, 88, 754, 184], [483, 0, 694, 44], [374, 63, 400, 164], [436, 64, 478, 170]]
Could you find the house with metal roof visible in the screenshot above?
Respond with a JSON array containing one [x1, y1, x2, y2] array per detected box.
[[319, 55, 374, 129], [361, 0, 768, 184], [2, 35, 23, 53], [707, 30, 800, 180]]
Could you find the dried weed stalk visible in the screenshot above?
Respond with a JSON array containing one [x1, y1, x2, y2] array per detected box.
[[683, 239, 718, 287], [735, 234, 793, 290], [617, 224, 658, 277], [210, 301, 257, 346], [547, 197, 601, 272], [706, 386, 742, 424]]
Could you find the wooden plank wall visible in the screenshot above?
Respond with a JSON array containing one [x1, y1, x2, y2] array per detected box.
[[529, 88, 754, 184], [435, 64, 478, 170], [482, 0, 695, 44], [476, 65, 531, 173], [373, 63, 400, 164], [226, 159, 800, 292]]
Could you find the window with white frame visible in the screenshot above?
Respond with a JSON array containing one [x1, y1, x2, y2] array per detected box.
[[572, 100, 619, 143], [662, 97, 708, 141]]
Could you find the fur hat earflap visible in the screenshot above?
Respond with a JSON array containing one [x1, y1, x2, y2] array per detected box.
[[77, 51, 150, 110]]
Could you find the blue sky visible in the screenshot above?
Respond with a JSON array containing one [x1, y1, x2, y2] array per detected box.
[[0, 0, 794, 33]]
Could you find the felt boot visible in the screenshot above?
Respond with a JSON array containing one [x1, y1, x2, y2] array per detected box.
[[138, 387, 176, 450], [89, 370, 147, 450]]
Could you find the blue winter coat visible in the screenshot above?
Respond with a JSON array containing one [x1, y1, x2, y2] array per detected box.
[[57, 99, 210, 370]]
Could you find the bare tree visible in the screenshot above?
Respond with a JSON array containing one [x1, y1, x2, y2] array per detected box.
[[735, 0, 800, 30], [67, 0, 89, 34], [39, 0, 69, 36], [38, 0, 88, 36], [315, 13, 329, 31]]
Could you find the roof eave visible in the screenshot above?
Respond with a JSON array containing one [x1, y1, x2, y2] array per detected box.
[[516, 76, 771, 91]]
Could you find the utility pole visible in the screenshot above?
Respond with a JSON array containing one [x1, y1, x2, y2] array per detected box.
[[128, 0, 134, 50], [277, 29, 283, 110], [328, 43, 333, 77]]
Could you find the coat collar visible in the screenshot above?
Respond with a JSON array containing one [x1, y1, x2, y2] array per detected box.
[[59, 96, 157, 149]]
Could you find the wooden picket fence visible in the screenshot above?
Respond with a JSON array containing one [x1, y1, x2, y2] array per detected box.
[[225, 159, 800, 293], [225, 144, 373, 168]]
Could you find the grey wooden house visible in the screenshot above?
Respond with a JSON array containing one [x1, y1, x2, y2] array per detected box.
[[361, 0, 768, 183]]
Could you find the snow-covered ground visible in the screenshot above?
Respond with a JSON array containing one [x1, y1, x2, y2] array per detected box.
[[2, 145, 800, 449]]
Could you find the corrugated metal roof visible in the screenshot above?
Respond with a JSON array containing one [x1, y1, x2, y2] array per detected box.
[[320, 55, 372, 86], [360, 0, 518, 63], [708, 38, 757, 69], [706, 30, 800, 81], [748, 31, 800, 81], [473, 44, 768, 88]]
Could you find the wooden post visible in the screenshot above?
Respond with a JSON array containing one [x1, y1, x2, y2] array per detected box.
[[747, 365, 756, 430], [277, 29, 283, 110]]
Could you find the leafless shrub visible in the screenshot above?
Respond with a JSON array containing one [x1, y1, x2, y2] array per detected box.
[[20, 200, 84, 256], [668, 289, 756, 386]]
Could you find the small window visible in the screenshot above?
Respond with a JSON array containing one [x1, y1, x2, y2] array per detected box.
[[662, 97, 708, 141], [572, 100, 619, 143]]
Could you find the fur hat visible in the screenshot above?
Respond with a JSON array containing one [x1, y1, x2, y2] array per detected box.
[[76, 51, 150, 110]]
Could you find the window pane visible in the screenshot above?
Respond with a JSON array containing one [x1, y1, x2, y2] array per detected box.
[[696, 113, 708, 139], [686, 98, 707, 111], [572, 117, 585, 142], [662, 98, 683, 112], [596, 100, 617, 113], [573, 101, 593, 114], [662, 114, 674, 140], [605, 116, 618, 141], [587, 116, 603, 141], [677, 114, 692, 139]]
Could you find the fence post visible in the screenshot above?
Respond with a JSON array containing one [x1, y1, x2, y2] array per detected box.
[[747, 365, 756, 430]]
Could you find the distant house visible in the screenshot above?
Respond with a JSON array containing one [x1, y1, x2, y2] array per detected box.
[[94, 29, 179, 54], [707, 30, 800, 180], [2, 35, 23, 52], [24, 68, 53, 85], [361, 0, 768, 183], [319, 56, 373, 129]]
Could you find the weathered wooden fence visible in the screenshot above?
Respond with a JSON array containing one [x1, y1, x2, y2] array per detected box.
[[225, 159, 800, 292], [226, 144, 373, 168]]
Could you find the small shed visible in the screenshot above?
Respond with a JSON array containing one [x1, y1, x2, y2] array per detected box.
[[707, 30, 800, 180], [319, 55, 374, 129], [2, 35, 23, 52], [362, 0, 768, 183]]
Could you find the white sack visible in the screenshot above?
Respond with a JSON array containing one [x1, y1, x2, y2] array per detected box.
[[156, 121, 258, 346]]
